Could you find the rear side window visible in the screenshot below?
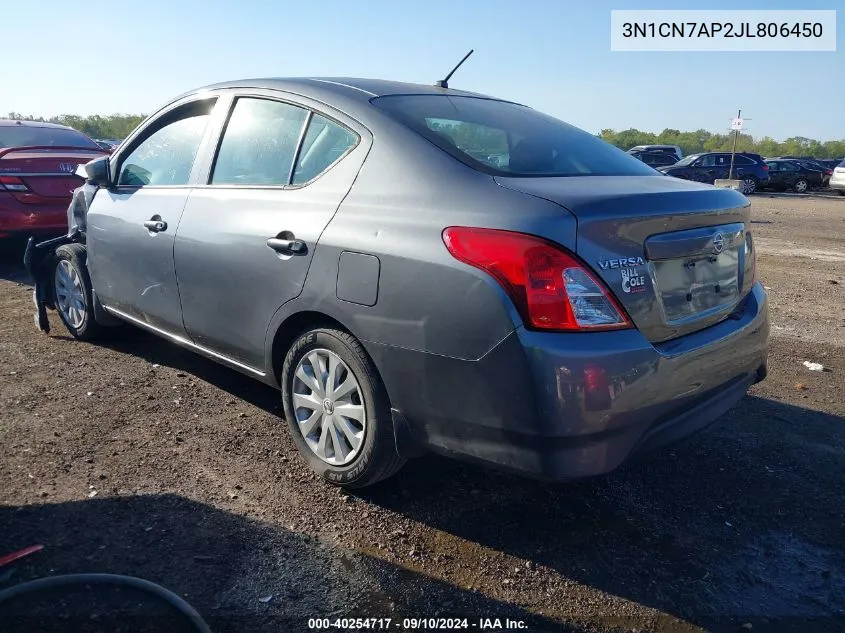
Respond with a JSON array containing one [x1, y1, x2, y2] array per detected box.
[[371, 95, 656, 177], [118, 100, 215, 187], [291, 114, 358, 185], [212, 98, 308, 186], [733, 155, 754, 166], [0, 125, 100, 150]]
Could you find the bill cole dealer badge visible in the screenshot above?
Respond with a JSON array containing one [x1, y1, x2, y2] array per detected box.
[[620, 266, 647, 293]]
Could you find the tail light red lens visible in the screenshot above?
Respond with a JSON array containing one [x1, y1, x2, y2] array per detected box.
[[0, 175, 30, 192], [761, 164, 769, 171], [442, 227, 632, 332]]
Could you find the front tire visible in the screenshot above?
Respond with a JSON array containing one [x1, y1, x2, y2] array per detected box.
[[52, 244, 104, 341], [280, 328, 405, 488]]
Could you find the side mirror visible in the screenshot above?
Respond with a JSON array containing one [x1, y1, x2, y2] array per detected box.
[[82, 156, 112, 187]]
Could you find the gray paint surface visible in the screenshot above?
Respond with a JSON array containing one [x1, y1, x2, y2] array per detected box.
[[79, 77, 769, 480]]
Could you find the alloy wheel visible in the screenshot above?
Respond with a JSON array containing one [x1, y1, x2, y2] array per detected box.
[[794, 179, 808, 193], [743, 177, 757, 194], [291, 349, 366, 466], [54, 260, 86, 329]]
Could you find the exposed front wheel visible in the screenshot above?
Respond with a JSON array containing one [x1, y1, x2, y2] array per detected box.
[[280, 328, 406, 488], [793, 179, 809, 194], [52, 244, 104, 341]]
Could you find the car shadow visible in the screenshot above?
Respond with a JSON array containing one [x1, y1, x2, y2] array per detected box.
[[356, 396, 845, 633], [86, 324, 845, 631], [0, 239, 32, 285], [1, 495, 572, 633]]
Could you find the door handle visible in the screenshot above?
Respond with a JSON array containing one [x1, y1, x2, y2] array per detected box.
[[143, 218, 167, 233], [267, 237, 306, 254]]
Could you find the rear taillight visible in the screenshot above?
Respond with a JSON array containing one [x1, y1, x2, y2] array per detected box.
[[747, 232, 759, 284], [442, 227, 632, 332], [0, 175, 31, 192], [761, 164, 769, 171]]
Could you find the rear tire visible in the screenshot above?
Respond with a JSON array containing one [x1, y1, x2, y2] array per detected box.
[[52, 244, 104, 341], [280, 328, 406, 488], [742, 176, 758, 194], [793, 179, 809, 194]]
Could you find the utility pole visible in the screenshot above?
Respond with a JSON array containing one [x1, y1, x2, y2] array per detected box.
[[727, 109, 751, 180]]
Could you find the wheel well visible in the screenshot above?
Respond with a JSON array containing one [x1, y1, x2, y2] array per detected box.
[[270, 311, 351, 384]]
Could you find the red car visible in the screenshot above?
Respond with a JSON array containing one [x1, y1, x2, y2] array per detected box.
[[0, 120, 109, 239]]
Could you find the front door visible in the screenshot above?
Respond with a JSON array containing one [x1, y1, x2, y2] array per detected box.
[[85, 97, 219, 334], [174, 95, 367, 369]]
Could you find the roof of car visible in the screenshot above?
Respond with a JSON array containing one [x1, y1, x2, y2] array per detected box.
[[0, 119, 74, 129], [198, 77, 499, 100]]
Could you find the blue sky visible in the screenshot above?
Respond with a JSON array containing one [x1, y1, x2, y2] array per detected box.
[[4, 0, 842, 140]]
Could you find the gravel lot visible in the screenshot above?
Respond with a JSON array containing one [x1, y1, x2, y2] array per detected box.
[[1, 194, 843, 633]]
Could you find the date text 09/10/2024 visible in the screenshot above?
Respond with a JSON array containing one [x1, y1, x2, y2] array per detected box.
[[307, 617, 528, 630]]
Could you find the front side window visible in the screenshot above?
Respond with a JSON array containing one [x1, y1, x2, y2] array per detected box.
[[118, 100, 215, 187], [211, 98, 308, 186], [371, 95, 655, 177], [291, 113, 358, 185], [700, 154, 718, 167]]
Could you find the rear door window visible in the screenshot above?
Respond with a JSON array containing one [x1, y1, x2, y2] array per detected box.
[[211, 98, 309, 186], [291, 114, 359, 185]]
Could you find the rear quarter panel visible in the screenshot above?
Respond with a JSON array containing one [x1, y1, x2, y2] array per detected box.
[[265, 118, 578, 364]]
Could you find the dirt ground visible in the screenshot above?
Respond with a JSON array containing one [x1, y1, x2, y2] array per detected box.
[[1, 194, 843, 633]]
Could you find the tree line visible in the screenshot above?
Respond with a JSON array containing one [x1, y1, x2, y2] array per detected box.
[[6, 112, 147, 141], [600, 128, 845, 159], [7, 111, 845, 159]]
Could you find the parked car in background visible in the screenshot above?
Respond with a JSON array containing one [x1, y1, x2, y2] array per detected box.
[[27, 77, 768, 489], [829, 159, 845, 195], [772, 157, 833, 186], [760, 159, 826, 193], [94, 138, 121, 152], [630, 150, 678, 168], [627, 144, 683, 162], [659, 151, 770, 193], [0, 120, 108, 239], [819, 159, 843, 171]]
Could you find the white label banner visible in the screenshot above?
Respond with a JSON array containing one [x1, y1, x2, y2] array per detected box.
[[611, 10, 836, 52]]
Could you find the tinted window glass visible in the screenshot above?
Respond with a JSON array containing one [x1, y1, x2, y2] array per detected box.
[[766, 161, 780, 170], [783, 161, 799, 171], [291, 114, 358, 185], [0, 125, 100, 150], [118, 104, 213, 187], [700, 155, 718, 167], [372, 95, 655, 177], [212, 98, 308, 186], [733, 155, 754, 165]]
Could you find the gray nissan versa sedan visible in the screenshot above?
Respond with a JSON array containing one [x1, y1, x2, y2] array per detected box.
[[30, 77, 769, 488]]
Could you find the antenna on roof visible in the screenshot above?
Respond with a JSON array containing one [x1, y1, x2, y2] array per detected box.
[[434, 49, 474, 89]]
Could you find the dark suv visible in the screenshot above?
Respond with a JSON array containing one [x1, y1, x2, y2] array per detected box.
[[659, 152, 770, 193]]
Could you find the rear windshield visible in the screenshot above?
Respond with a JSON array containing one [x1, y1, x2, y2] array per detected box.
[[371, 95, 657, 177], [0, 125, 101, 150]]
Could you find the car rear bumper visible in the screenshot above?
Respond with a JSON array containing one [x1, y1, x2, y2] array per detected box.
[[368, 283, 769, 481], [0, 195, 69, 237]]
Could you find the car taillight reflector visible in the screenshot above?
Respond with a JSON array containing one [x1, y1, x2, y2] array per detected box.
[[0, 175, 30, 192], [761, 164, 769, 171], [442, 227, 632, 332]]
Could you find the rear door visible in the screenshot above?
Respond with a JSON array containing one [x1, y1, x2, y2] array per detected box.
[[85, 96, 221, 334], [173, 93, 369, 369], [765, 161, 787, 188]]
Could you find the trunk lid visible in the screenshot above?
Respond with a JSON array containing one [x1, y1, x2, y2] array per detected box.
[[0, 146, 105, 202], [495, 175, 755, 343]]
